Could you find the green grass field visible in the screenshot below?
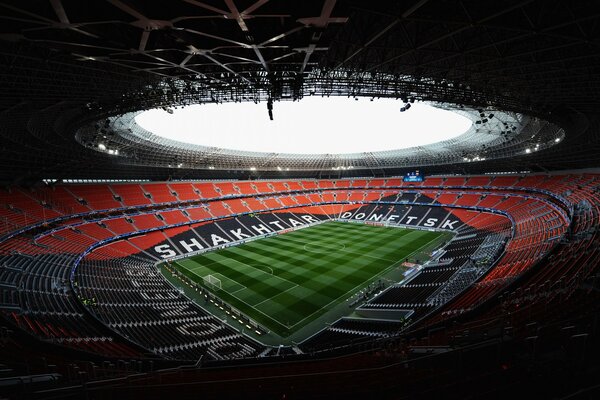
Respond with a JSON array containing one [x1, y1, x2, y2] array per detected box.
[[172, 221, 446, 337]]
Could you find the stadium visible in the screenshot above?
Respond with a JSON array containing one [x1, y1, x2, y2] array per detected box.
[[0, 1, 599, 399]]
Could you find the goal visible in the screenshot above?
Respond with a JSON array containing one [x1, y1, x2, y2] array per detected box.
[[203, 274, 222, 291]]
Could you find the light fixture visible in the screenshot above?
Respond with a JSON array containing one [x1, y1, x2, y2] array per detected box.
[[267, 98, 273, 121]]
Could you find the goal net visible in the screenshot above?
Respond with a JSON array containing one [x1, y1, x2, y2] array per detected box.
[[203, 274, 222, 291]]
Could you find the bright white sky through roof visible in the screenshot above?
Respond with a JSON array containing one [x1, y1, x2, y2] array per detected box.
[[135, 97, 472, 154]]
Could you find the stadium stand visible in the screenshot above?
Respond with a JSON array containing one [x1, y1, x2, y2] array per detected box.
[[0, 175, 585, 363], [76, 257, 262, 360], [2, 3, 600, 398], [0, 173, 597, 399]]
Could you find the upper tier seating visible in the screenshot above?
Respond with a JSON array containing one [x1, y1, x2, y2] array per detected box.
[[111, 184, 151, 207]]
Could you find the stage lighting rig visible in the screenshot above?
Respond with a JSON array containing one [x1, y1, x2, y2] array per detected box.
[[267, 98, 273, 121]]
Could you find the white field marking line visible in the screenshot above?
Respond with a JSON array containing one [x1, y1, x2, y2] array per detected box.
[[290, 226, 374, 242], [283, 222, 411, 243], [259, 223, 392, 253], [195, 255, 302, 324], [301, 231, 406, 263], [289, 222, 388, 237], [283, 224, 416, 266], [237, 234, 387, 312], [252, 282, 300, 308], [177, 254, 304, 328], [179, 228, 445, 331], [182, 257, 226, 272], [288, 232, 445, 329], [189, 226, 424, 279], [343, 230, 434, 263], [183, 253, 324, 330], [181, 259, 291, 329], [229, 286, 249, 295], [295, 234, 406, 251], [229, 287, 301, 330], [228, 290, 291, 329], [176, 247, 318, 329], [177, 259, 248, 293], [349, 251, 397, 264], [184, 255, 288, 287], [180, 264, 247, 294], [185, 256, 296, 298], [227, 257, 298, 289]]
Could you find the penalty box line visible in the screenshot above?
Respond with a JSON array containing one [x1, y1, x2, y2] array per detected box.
[[177, 259, 249, 293], [179, 257, 300, 325], [228, 258, 298, 289], [178, 260, 292, 329], [178, 229, 446, 331], [181, 256, 295, 290], [287, 232, 445, 330]]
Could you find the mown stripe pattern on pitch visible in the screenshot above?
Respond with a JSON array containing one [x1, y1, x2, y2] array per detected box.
[[174, 221, 443, 336]]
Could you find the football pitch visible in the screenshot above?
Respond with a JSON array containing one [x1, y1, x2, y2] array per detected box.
[[172, 221, 447, 337]]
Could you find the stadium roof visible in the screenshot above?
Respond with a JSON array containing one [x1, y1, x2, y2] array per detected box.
[[1, 0, 599, 182]]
